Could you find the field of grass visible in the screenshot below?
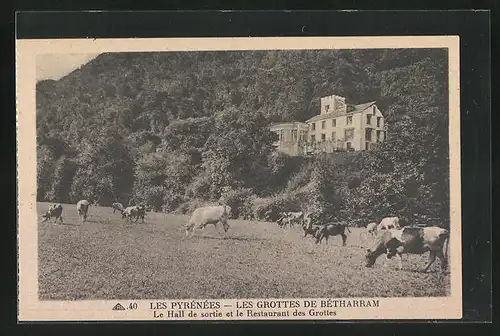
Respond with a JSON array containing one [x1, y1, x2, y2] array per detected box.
[[38, 202, 450, 300]]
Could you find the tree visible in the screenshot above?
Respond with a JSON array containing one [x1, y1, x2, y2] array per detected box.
[[70, 127, 135, 205], [200, 106, 276, 199]]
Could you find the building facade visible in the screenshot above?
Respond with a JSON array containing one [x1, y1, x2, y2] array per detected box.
[[270, 94, 387, 156], [269, 122, 309, 156]]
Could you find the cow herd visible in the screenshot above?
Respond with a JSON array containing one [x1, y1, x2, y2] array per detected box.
[[275, 211, 350, 246], [272, 211, 449, 273], [39, 202, 450, 273], [40, 201, 147, 225]]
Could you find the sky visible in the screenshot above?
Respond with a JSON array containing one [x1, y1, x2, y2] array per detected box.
[[36, 53, 101, 81]]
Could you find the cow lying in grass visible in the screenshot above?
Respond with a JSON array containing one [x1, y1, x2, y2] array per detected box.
[[40, 204, 64, 224], [185, 205, 231, 238], [365, 226, 449, 273]]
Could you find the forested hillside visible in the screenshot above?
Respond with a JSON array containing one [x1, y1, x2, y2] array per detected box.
[[36, 48, 449, 226]]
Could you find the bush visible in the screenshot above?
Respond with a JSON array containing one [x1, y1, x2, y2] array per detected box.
[[252, 191, 303, 221], [218, 187, 256, 219], [285, 161, 314, 192]]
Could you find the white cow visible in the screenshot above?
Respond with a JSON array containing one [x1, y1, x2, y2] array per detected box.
[[112, 202, 124, 214], [185, 205, 232, 237], [277, 211, 304, 228], [366, 222, 378, 236], [76, 200, 90, 223], [377, 217, 401, 231], [365, 226, 449, 273], [122, 206, 139, 222], [285, 211, 305, 227]]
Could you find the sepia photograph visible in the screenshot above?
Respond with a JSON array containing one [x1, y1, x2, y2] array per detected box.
[[17, 36, 462, 321]]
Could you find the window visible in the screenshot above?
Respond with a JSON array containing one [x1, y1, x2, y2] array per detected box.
[[345, 128, 354, 141], [365, 128, 372, 141], [366, 115, 372, 125], [346, 116, 353, 125], [366, 142, 370, 150], [331, 131, 336, 140], [321, 133, 326, 142], [321, 120, 326, 129], [300, 131, 307, 142], [291, 130, 297, 141], [279, 130, 284, 141], [346, 142, 352, 150], [332, 119, 336, 127], [325, 104, 330, 112], [310, 134, 316, 143], [373, 106, 376, 115], [376, 130, 382, 141], [311, 123, 316, 131], [377, 117, 382, 127]]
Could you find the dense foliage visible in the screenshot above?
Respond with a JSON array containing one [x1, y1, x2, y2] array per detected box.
[[36, 48, 449, 227]]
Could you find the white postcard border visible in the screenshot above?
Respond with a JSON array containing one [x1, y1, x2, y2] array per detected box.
[[17, 36, 461, 321]]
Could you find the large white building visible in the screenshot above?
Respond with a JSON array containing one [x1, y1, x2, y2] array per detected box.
[[270, 94, 387, 156]]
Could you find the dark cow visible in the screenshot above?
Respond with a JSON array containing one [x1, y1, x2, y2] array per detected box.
[[136, 204, 146, 223], [302, 224, 322, 238], [40, 204, 64, 224], [365, 226, 449, 273], [315, 223, 351, 245]]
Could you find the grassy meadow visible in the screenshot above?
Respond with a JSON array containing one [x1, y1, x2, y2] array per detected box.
[[37, 202, 450, 300]]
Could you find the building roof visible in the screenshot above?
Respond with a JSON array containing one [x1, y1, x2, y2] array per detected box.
[[305, 101, 377, 123], [269, 121, 308, 130]]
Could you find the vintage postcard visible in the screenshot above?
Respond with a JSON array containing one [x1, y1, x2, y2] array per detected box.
[[17, 36, 461, 321]]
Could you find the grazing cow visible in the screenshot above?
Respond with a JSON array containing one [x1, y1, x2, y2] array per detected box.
[[276, 212, 289, 228], [286, 211, 305, 227], [366, 222, 378, 237], [185, 205, 232, 237], [302, 223, 322, 238], [112, 202, 124, 214], [276, 211, 304, 228], [122, 206, 141, 223], [135, 204, 146, 223], [377, 217, 401, 231], [315, 223, 351, 245], [40, 204, 64, 224], [365, 226, 449, 273], [76, 200, 90, 223], [301, 212, 320, 238]]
